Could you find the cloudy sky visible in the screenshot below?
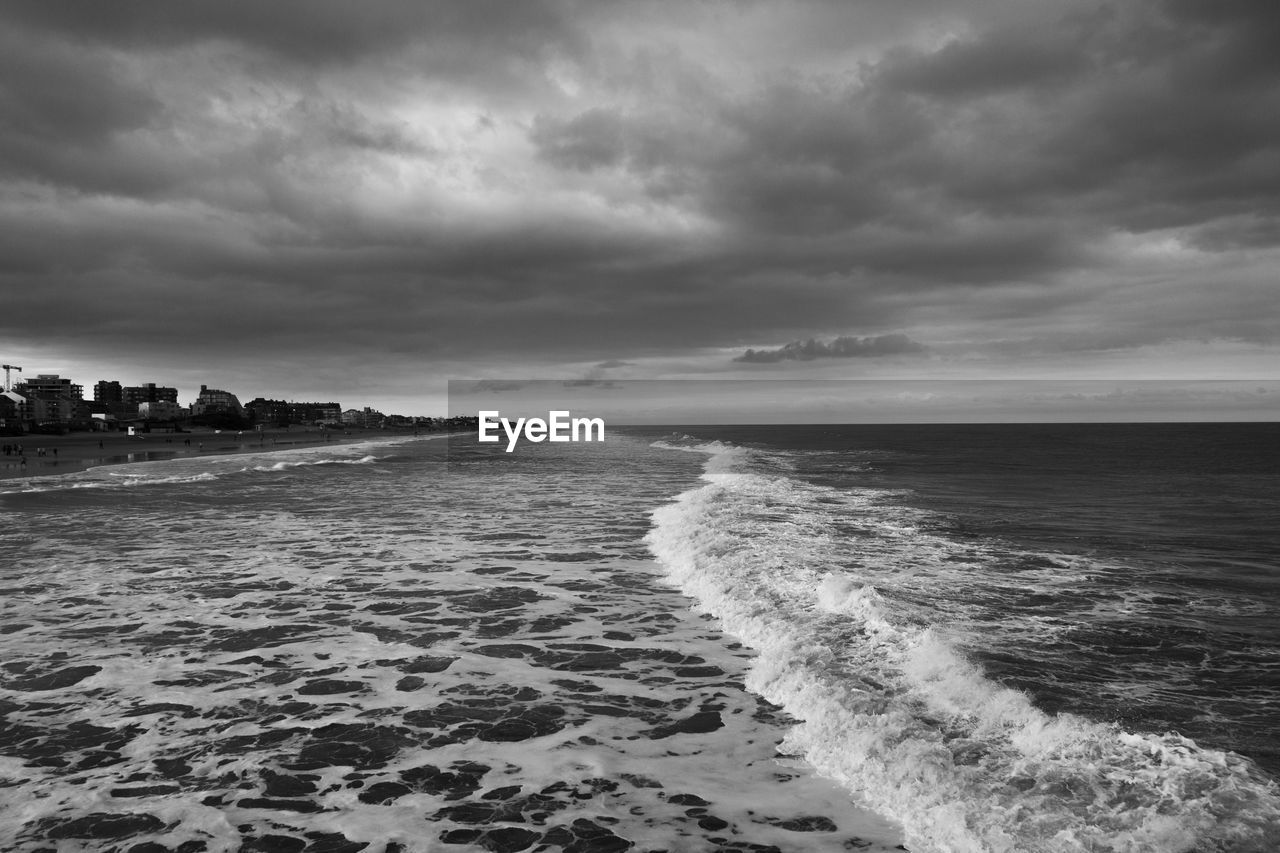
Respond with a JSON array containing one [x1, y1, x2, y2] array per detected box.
[[2, 0, 1277, 415]]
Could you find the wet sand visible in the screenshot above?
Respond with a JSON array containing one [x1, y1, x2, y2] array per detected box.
[[0, 427, 426, 481]]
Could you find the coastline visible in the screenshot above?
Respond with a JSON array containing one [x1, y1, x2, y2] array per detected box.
[[0, 426, 437, 482]]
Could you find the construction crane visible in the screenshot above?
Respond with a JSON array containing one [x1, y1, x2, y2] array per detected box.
[[1, 364, 19, 392]]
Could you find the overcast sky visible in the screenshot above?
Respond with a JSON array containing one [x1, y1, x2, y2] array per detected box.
[[2, 0, 1277, 415]]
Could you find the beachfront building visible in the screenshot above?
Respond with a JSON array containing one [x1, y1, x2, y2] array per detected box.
[[94, 380, 124, 414], [20, 374, 83, 403], [309, 403, 342, 424], [246, 398, 288, 426], [341, 407, 386, 428], [0, 390, 29, 432], [15, 374, 86, 430], [191, 385, 245, 418], [92, 380, 129, 419], [125, 383, 179, 409], [137, 400, 186, 421], [245, 398, 343, 427], [93, 380, 181, 418]]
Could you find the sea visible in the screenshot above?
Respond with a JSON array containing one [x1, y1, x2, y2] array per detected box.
[[1, 423, 1277, 853]]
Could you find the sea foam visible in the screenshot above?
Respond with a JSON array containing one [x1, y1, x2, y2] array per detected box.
[[0, 437, 426, 495], [646, 440, 1280, 853]]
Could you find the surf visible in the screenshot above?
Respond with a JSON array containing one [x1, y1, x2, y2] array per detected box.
[[0, 436, 430, 495], [645, 439, 1280, 852]]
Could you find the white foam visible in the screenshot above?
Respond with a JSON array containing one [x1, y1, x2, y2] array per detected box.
[[249, 454, 379, 472], [0, 435, 438, 495], [0, 434, 908, 852], [646, 441, 1280, 852]]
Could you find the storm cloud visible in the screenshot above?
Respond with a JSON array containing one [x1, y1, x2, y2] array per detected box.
[[0, 0, 1276, 410], [736, 334, 926, 363]]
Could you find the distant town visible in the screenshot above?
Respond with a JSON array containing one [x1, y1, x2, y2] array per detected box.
[[0, 365, 467, 436]]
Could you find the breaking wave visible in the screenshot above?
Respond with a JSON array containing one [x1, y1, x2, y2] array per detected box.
[[0, 437, 431, 495], [645, 440, 1280, 852]]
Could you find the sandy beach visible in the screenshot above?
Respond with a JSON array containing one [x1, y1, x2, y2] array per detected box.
[[0, 426, 425, 481]]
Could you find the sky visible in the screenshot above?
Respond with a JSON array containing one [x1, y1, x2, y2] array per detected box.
[[448, 379, 1280, 424], [1, 0, 1277, 418]]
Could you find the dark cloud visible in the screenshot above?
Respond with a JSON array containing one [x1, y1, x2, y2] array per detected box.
[[863, 1, 1280, 238], [0, 0, 1276, 409], [877, 27, 1084, 96], [517, 0, 1280, 293], [736, 334, 926, 363], [1187, 216, 1280, 252], [0, 31, 168, 195], [0, 0, 582, 69], [0, 34, 159, 143], [562, 378, 617, 388], [531, 109, 629, 171], [451, 380, 527, 395]]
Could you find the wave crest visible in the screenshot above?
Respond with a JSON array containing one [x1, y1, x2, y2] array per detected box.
[[646, 442, 1280, 852]]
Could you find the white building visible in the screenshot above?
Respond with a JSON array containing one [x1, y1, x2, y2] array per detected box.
[[138, 400, 186, 420], [0, 390, 28, 429]]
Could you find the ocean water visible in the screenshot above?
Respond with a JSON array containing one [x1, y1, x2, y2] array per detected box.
[[636, 423, 1280, 852], [1, 425, 1278, 852]]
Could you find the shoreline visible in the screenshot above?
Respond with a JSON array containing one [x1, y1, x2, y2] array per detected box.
[[0, 427, 439, 482]]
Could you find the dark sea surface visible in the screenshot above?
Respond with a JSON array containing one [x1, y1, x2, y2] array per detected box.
[[1, 424, 1278, 852], [0, 435, 901, 853]]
